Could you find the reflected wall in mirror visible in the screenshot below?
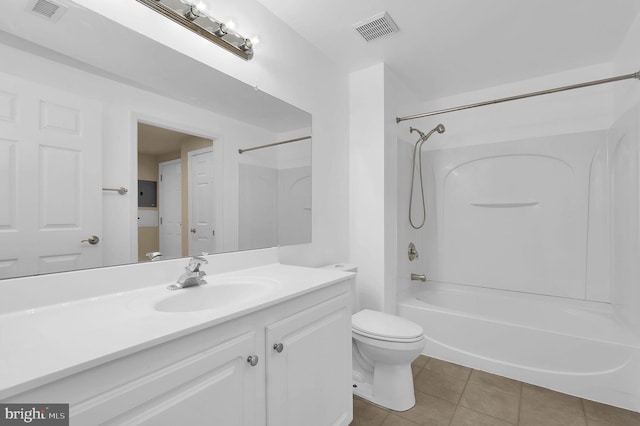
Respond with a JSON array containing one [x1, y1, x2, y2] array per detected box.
[[238, 136, 312, 251], [0, 1, 311, 280]]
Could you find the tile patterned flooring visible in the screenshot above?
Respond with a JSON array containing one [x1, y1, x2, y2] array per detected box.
[[351, 356, 640, 426]]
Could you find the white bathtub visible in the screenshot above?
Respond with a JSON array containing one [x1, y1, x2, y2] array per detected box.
[[397, 281, 640, 412]]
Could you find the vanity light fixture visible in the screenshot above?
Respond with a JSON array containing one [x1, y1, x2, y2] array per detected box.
[[136, 0, 255, 60]]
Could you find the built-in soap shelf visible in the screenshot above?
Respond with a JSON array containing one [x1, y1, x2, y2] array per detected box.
[[470, 201, 539, 208]]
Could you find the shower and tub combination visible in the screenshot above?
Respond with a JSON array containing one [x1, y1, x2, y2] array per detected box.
[[396, 76, 640, 412]]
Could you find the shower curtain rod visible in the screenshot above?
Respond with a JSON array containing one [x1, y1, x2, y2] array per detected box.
[[238, 136, 312, 154], [396, 70, 640, 123]]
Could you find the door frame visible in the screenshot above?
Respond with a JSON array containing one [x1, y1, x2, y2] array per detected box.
[[131, 114, 224, 263]]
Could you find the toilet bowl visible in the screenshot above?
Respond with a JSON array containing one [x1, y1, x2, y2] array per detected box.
[[352, 309, 425, 411], [322, 264, 426, 411]]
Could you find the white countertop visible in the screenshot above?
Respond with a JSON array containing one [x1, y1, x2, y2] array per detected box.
[[0, 263, 353, 400]]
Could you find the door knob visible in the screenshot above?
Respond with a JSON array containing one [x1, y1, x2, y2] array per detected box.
[[247, 355, 259, 366], [81, 235, 100, 245], [273, 343, 284, 353], [190, 228, 196, 233]]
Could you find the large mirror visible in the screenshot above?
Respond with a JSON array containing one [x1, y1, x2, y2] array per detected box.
[[0, 0, 311, 280]]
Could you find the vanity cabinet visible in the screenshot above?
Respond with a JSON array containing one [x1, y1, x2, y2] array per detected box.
[[73, 332, 260, 426], [266, 295, 352, 426], [3, 278, 353, 426]]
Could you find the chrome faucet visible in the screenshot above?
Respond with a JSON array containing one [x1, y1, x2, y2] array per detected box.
[[167, 256, 208, 290], [146, 251, 163, 261], [411, 273, 426, 282]]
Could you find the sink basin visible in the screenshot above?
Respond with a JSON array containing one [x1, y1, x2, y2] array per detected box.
[[154, 277, 279, 313]]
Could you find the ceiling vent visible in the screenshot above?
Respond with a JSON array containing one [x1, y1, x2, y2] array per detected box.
[[27, 0, 68, 22], [353, 12, 399, 42]]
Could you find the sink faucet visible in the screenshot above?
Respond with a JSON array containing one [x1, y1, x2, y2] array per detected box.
[[146, 251, 163, 261], [167, 256, 208, 290]]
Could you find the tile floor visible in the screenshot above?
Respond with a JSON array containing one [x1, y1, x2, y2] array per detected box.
[[351, 355, 640, 426]]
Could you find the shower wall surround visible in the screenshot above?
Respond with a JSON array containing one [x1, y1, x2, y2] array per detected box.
[[610, 106, 640, 329], [611, 11, 640, 333], [395, 69, 640, 411], [420, 130, 611, 302]]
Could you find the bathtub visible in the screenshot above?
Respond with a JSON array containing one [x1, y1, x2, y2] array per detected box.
[[397, 281, 640, 412]]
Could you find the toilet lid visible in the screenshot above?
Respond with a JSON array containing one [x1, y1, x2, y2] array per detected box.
[[352, 309, 423, 340]]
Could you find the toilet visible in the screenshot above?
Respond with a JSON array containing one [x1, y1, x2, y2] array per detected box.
[[323, 264, 426, 411]]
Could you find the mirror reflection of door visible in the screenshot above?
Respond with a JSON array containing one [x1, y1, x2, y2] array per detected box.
[[159, 159, 182, 258], [137, 122, 213, 262], [188, 147, 216, 256], [0, 72, 103, 277]]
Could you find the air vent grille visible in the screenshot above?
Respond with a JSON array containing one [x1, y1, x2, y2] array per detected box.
[[353, 12, 399, 42], [28, 0, 67, 22], [33, 0, 59, 18]]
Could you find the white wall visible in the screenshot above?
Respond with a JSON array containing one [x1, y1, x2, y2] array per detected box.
[[72, 0, 350, 267], [349, 63, 415, 312], [349, 64, 386, 311]]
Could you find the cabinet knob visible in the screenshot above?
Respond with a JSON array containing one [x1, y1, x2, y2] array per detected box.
[[247, 355, 259, 366], [273, 343, 284, 353]]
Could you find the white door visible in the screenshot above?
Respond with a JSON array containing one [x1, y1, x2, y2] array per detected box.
[[159, 159, 182, 259], [0, 71, 102, 278], [188, 147, 215, 255]]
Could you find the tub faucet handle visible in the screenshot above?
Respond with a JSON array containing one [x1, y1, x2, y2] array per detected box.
[[408, 243, 419, 261], [411, 273, 426, 282]]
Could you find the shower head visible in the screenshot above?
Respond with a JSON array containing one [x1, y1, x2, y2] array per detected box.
[[410, 124, 446, 144]]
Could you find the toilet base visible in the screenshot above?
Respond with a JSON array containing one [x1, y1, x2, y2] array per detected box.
[[352, 362, 416, 411]]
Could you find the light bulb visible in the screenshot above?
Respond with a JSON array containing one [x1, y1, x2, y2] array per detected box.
[[250, 35, 261, 46], [195, 1, 207, 14], [225, 18, 237, 31]]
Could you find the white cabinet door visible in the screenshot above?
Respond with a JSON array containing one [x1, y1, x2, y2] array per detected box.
[[72, 332, 260, 426], [266, 294, 352, 426]]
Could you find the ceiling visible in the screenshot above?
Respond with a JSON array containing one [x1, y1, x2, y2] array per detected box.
[[256, 0, 640, 100], [3, 0, 639, 111], [138, 123, 211, 156]]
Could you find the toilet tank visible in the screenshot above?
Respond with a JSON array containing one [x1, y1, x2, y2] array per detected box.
[[322, 264, 358, 313]]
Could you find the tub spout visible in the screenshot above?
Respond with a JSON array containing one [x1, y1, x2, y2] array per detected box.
[[411, 273, 426, 282]]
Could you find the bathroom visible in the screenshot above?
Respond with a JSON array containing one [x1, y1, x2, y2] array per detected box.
[[1, 0, 640, 425]]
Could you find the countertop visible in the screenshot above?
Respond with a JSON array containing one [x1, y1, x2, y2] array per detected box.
[[0, 263, 353, 400]]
